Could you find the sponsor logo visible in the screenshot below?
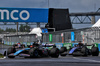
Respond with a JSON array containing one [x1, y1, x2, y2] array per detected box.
[[0, 9, 30, 20]]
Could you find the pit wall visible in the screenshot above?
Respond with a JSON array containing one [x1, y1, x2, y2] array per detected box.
[[3, 41, 100, 51]]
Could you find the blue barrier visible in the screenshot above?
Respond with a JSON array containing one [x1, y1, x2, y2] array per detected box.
[[72, 43, 78, 47], [98, 44, 100, 51], [55, 43, 63, 49], [30, 42, 33, 45], [7, 42, 9, 45], [23, 42, 27, 47], [4, 41, 6, 44], [11, 42, 15, 45]]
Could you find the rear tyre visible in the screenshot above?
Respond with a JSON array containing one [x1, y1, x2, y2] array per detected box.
[[91, 47, 99, 56], [49, 48, 59, 58]]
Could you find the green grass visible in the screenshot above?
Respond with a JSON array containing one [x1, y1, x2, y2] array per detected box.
[[0, 53, 4, 58]]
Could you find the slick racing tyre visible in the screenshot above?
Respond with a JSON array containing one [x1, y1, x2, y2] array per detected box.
[[81, 47, 88, 56], [91, 47, 99, 56], [60, 47, 67, 56], [29, 48, 39, 58], [7, 47, 16, 58], [8, 56, 15, 58], [49, 48, 59, 58]]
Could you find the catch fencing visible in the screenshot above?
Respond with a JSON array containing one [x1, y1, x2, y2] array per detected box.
[[3, 34, 38, 46], [42, 27, 100, 44], [3, 27, 100, 45]]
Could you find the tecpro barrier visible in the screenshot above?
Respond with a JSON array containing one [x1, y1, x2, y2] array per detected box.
[[63, 43, 72, 49], [98, 44, 100, 51], [23, 42, 27, 47], [3, 41, 100, 51], [72, 43, 78, 47], [55, 43, 63, 49]]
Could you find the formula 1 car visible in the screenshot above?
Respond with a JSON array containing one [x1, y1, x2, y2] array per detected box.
[[7, 43, 59, 58], [59, 44, 99, 56]]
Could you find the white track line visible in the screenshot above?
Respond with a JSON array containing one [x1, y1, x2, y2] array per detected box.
[[0, 56, 6, 59], [73, 57, 100, 63]]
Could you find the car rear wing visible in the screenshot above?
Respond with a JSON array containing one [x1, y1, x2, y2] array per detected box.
[[42, 44, 55, 47], [72, 44, 95, 47], [85, 44, 95, 47], [27, 43, 56, 48]]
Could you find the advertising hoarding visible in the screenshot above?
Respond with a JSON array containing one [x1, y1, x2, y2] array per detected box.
[[0, 8, 48, 22]]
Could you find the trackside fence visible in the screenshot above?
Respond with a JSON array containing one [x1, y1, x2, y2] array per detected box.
[[43, 27, 100, 44], [3, 34, 38, 46]]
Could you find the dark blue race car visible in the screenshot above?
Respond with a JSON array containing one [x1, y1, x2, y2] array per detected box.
[[7, 43, 59, 58]]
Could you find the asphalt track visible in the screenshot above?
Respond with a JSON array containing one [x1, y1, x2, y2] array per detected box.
[[0, 44, 100, 66]]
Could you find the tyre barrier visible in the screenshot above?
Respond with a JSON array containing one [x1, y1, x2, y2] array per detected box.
[[55, 43, 63, 49]]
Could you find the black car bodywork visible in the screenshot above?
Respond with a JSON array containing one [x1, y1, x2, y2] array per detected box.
[[7, 43, 59, 58]]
